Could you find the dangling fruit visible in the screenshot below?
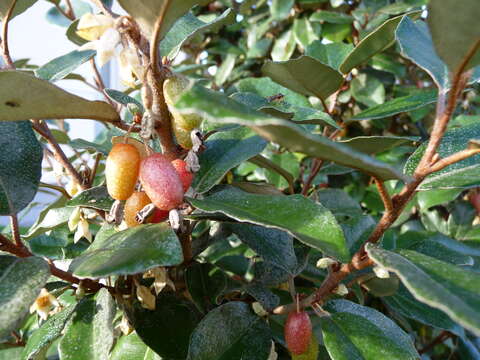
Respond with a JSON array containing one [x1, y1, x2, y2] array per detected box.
[[149, 208, 169, 223], [164, 73, 203, 130], [291, 335, 319, 360], [171, 159, 194, 192], [284, 310, 312, 355], [105, 143, 141, 200], [139, 153, 184, 211], [173, 124, 193, 149], [124, 191, 151, 227]]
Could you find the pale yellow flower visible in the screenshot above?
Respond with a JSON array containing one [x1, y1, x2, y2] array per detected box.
[[74, 216, 92, 243], [29, 288, 60, 321], [77, 13, 114, 41], [80, 27, 120, 67], [119, 47, 142, 87]]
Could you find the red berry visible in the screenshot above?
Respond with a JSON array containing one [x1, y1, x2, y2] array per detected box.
[[139, 153, 184, 211], [149, 208, 169, 223], [171, 159, 194, 192], [284, 310, 312, 355], [105, 143, 140, 200]]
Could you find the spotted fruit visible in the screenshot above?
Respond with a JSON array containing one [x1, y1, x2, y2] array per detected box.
[[105, 143, 140, 200], [124, 191, 151, 227], [284, 310, 312, 355], [291, 334, 318, 360], [171, 159, 194, 192]]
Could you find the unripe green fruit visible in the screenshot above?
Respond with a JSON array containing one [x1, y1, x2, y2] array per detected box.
[[285, 310, 312, 355], [171, 159, 194, 192], [164, 73, 203, 131], [105, 143, 140, 200], [291, 335, 319, 360], [139, 154, 184, 211]]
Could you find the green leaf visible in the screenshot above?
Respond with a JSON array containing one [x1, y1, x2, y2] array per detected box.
[[340, 136, 415, 154], [66, 185, 114, 211], [116, 0, 212, 45], [305, 41, 353, 71], [340, 14, 406, 74], [187, 302, 271, 360], [35, 50, 96, 82], [396, 17, 448, 88], [110, 332, 161, 360], [189, 185, 349, 262], [70, 223, 183, 278], [349, 89, 437, 121], [59, 289, 116, 360], [66, 19, 88, 46], [21, 304, 77, 360], [271, 0, 294, 20], [193, 126, 267, 193], [310, 10, 353, 24], [0, 71, 119, 122], [0, 0, 36, 20], [28, 233, 88, 260], [321, 299, 419, 360], [160, 9, 235, 60], [383, 285, 464, 336], [292, 17, 319, 49], [262, 56, 343, 100], [404, 123, 480, 189], [104, 89, 144, 112], [366, 244, 480, 336], [24, 201, 74, 239], [226, 223, 297, 273], [215, 53, 236, 86], [271, 28, 296, 62], [0, 121, 42, 215], [176, 85, 408, 181], [315, 188, 362, 218], [185, 263, 227, 313], [427, 0, 480, 72], [69, 138, 111, 155], [350, 73, 385, 107], [125, 293, 201, 360], [417, 188, 462, 211], [0, 256, 50, 339]]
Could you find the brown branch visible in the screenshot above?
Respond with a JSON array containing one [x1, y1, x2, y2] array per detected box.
[[64, 0, 75, 19], [419, 331, 452, 355], [301, 159, 324, 196], [150, 0, 171, 77], [1, 0, 17, 69], [88, 0, 115, 16], [9, 214, 23, 249], [428, 148, 480, 174], [53, 2, 74, 21], [89, 152, 102, 187], [374, 177, 393, 213]]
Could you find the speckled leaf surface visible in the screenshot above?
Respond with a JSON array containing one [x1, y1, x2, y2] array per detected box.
[[66, 186, 114, 211], [59, 289, 115, 360], [193, 126, 267, 193], [262, 56, 343, 100], [0, 71, 119, 122], [189, 185, 349, 262], [110, 332, 161, 360], [35, 50, 96, 82], [187, 302, 271, 360], [176, 85, 407, 181], [0, 121, 42, 215], [70, 223, 183, 278], [185, 263, 227, 313], [404, 123, 480, 189], [366, 244, 480, 336], [0, 256, 50, 339], [321, 299, 418, 360], [24, 198, 73, 239], [21, 304, 77, 360]]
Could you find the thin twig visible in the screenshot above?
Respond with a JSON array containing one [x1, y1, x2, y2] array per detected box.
[[1, 0, 17, 68], [9, 214, 23, 248], [374, 177, 393, 213], [89, 0, 115, 16], [150, 0, 171, 77], [54, 2, 73, 21], [428, 148, 480, 174], [64, 0, 75, 19], [89, 152, 102, 187], [39, 182, 72, 199], [419, 331, 452, 355], [301, 159, 324, 196]]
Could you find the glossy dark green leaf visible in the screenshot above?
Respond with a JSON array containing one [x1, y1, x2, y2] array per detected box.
[[340, 136, 415, 154], [28, 233, 88, 260], [193, 126, 267, 193], [314, 188, 362, 218], [305, 41, 353, 71], [176, 85, 407, 181], [66, 19, 88, 46], [125, 293, 201, 360], [66, 185, 114, 211], [70, 223, 183, 278], [59, 289, 115, 360], [0, 256, 50, 339], [21, 304, 77, 360], [69, 138, 111, 155], [160, 9, 235, 59], [383, 285, 464, 336], [0, 121, 42, 215], [0, 0, 36, 20], [396, 17, 448, 88], [0, 71, 119, 122], [292, 17, 319, 49], [262, 56, 343, 100], [271, 0, 294, 20], [428, 0, 480, 72], [24, 200, 74, 239], [35, 50, 96, 82], [404, 123, 480, 189], [226, 223, 297, 273], [340, 14, 406, 73], [417, 188, 462, 211], [244, 282, 280, 311], [185, 263, 227, 313], [110, 332, 161, 360], [310, 10, 354, 24], [350, 73, 385, 107], [321, 299, 419, 360], [349, 89, 437, 121], [271, 28, 296, 61], [187, 302, 271, 360], [366, 244, 480, 336], [104, 89, 144, 112], [189, 185, 349, 262]]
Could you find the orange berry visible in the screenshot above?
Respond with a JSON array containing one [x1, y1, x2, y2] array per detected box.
[[139, 153, 184, 211], [124, 191, 152, 227], [285, 310, 312, 355], [171, 159, 194, 192], [105, 143, 140, 200]]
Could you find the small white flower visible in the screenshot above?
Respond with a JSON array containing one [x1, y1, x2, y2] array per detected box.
[[143, 267, 175, 295], [316, 257, 336, 269], [373, 266, 390, 279], [29, 288, 60, 321], [77, 13, 115, 41], [119, 47, 142, 87], [80, 27, 120, 67], [68, 207, 81, 232], [333, 283, 349, 296], [74, 216, 92, 243]]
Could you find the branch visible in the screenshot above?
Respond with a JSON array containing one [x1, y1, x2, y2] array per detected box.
[[1, 0, 17, 69], [9, 214, 23, 249], [39, 182, 72, 199], [301, 159, 324, 196], [88, 0, 115, 17], [374, 177, 393, 213], [428, 148, 480, 174], [150, 0, 171, 77]]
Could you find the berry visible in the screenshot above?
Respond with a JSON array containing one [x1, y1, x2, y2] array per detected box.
[[291, 335, 318, 360], [149, 208, 169, 223], [171, 159, 194, 192], [124, 191, 151, 227], [139, 153, 184, 211], [164, 73, 203, 130], [105, 143, 140, 200], [284, 310, 312, 355]]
